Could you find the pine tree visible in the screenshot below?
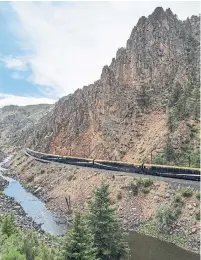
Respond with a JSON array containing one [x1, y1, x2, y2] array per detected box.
[[63, 212, 98, 260], [88, 182, 130, 260], [22, 232, 39, 260], [1, 214, 17, 238]]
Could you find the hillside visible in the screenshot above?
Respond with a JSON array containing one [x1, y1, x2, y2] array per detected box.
[[2, 7, 200, 166], [0, 104, 53, 153]]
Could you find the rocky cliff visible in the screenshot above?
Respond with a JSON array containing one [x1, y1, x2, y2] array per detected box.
[[0, 104, 53, 153], [7, 8, 201, 165]]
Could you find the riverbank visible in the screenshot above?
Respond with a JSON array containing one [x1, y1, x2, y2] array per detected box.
[[5, 152, 201, 254], [0, 175, 42, 232]]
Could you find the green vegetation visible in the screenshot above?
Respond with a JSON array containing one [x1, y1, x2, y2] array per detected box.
[[168, 82, 200, 130], [117, 190, 122, 200], [63, 212, 97, 260], [0, 183, 130, 260], [129, 177, 154, 196], [141, 187, 150, 194], [26, 175, 34, 183], [1, 214, 17, 237], [67, 174, 74, 181], [186, 122, 199, 139], [88, 183, 130, 260], [155, 205, 178, 233], [134, 177, 153, 194], [173, 193, 184, 207], [154, 144, 200, 168], [139, 220, 195, 251], [195, 212, 200, 221], [40, 169, 45, 174], [196, 192, 200, 200], [136, 177, 153, 188], [155, 82, 200, 168], [0, 214, 61, 260], [180, 188, 193, 198], [119, 151, 126, 159], [130, 181, 138, 196]]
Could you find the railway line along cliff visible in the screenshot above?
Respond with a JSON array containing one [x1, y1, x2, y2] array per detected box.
[[6, 152, 200, 253], [19, 7, 200, 166], [0, 5, 200, 259]]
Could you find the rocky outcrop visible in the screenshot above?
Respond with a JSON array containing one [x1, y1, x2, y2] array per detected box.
[[5, 8, 201, 163], [0, 104, 53, 153]]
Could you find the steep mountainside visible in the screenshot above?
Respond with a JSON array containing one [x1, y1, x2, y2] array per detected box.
[[0, 104, 53, 153], [11, 8, 201, 165]]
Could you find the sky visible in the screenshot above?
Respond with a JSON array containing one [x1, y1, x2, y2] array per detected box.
[[0, 1, 200, 107]]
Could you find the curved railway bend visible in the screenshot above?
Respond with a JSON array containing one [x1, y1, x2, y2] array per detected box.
[[25, 148, 200, 185]]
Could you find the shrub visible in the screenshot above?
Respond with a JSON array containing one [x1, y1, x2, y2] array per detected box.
[[196, 192, 200, 200], [195, 212, 200, 220], [67, 175, 74, 181], [155, 205, 176, 233], [26, 175, 34, 183], [119, 151, 126, 159], [136, 178, 153, 188], [130, 182, 138, 196], [173, 193, 184, 206], [110, 198, 116, 205], [174, 207, 182, 217], [181, 188, 193, 198], [117, 191, 122, 200], [40, 169, 45, 174], [141, 187, 150, 194]]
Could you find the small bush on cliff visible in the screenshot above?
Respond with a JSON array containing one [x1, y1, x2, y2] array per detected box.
[[130, 182, 138, 196], [181, 188, 193, 198], [136, 177, 153, 188], [173, 193, 184, 207], [141, 187, 150, 194], [196, 192, 200, 200], [117, 190, 122, 200], [155, 205, 177, 233], [26, 175, 34, 183], [195, 212, 200, 221]]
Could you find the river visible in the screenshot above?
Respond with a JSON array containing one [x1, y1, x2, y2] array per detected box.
[[0, 160, 199, 260]]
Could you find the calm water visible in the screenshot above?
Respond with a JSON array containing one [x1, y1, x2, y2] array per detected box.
[[0, 159, 199, 260], [128, 231, 199, 260]]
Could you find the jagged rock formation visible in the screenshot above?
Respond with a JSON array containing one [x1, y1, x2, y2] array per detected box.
[[4, 7, 201, 163], [0, 104, 53, 153]]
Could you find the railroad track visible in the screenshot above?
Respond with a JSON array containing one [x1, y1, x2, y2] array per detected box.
[[25, 148, 200, 182]]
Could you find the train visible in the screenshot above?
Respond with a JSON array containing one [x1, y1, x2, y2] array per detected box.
[[25, 148, 200, 181]]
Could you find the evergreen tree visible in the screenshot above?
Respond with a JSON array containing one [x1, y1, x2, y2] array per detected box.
[[21, 232, 39, 260], [1, 215, 17, 238], [63, 212, 97, 260], [88, 182, 130, 260]]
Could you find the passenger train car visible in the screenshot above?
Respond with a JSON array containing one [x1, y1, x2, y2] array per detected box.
[[25, 148, 200, 181]]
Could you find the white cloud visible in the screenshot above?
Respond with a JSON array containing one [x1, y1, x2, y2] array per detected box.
[[0, 93, 56, 108], [1, 56, 27, 70], [6, 1, 200, 97]]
